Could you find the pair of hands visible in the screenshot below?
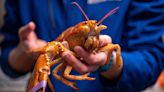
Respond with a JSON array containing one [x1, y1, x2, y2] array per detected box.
[[9, 22, 113, 75]]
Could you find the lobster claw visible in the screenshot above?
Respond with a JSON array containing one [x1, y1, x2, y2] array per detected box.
[[29, 80, 47, 92], [27, 54, 51, 92], [84, 36, 99, 52]]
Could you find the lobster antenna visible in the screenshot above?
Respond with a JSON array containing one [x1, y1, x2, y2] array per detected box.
[[72, 2, 89, 21], [97, 7, 120, 25]]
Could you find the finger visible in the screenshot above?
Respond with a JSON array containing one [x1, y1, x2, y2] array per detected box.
[[62, 51, 89, 73], [61, 41, 69, 49], [19, 22, 36, 41], [28, 39, 47, 53], [74, 46, 107, 66], [86, 65, 99, 72], [36, 39, 47, 48], [99, 35, 112, 47]]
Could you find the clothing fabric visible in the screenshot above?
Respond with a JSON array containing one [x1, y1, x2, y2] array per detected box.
[[0, 0, 164, 92]]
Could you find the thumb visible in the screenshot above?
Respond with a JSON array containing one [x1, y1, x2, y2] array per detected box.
[[62, 41, 70, 49], [19, 22, 37, 41], [99, 35, 112, 47]]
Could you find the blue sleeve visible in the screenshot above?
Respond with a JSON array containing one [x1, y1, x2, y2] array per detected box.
[[115, 0, 164, 91], [0, 0, 26, 78], [100, 0, 164, 91]]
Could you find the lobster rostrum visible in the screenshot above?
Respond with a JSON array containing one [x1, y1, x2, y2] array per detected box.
[[27, 2, 122, 92]]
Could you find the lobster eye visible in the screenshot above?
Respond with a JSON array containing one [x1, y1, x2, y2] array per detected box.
[[84, 21, 87, 25], [81, 25, 89, 30]]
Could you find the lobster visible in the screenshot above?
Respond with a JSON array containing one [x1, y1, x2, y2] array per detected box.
[[26, 2, 122, 92]]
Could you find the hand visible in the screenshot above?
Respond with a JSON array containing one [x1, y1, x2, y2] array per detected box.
[[61, 35, 112, 73], [18, 22, 47, 52], [9, 22, 47, 73]]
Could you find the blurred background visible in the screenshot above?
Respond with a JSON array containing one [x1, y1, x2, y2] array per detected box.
[[0, 0, 163, 92], [0, 0, 30, 92]]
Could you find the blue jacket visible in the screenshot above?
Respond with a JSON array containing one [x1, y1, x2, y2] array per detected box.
[[0, 0, 164, 92]]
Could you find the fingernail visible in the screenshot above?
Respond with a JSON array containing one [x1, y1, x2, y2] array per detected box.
[[62, 52, 69, 58], [26, 22, 35, 30], [62, 41, 69, 48], [28, 21, 34, 25], [74, 46, 81, 53]]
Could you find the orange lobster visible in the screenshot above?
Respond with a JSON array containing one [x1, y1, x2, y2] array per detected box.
[[27, 2, 122, 92]]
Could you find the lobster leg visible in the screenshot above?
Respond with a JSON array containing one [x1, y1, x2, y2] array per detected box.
[[100, 44, 122, 68], [27, 54, 51, 92], [47, 77, 55, 92], [47, 57, 64, 92], [63, 65, 95, 80], [52, 63, 78, 90], [50, 57, 62, 66]]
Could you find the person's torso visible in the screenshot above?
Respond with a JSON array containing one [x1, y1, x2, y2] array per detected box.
[[18, 0, 130, 91]]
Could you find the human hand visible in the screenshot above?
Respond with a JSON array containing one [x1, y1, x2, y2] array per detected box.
[[9, 22, 47, 72], [61, 35, 112, 73], [18, 22, 47, 52]]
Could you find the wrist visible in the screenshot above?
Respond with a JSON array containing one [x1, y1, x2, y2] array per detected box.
[[95, 52, 114, 73], [100, 51, 123, 80], [9, 43, 37, 73]]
